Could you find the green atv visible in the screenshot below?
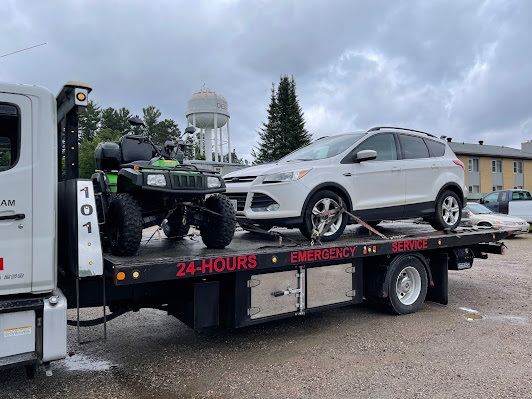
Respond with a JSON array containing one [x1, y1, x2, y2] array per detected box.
[[92, 117, 235, 256]]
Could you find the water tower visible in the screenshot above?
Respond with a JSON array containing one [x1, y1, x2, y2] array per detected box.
[[186, 89, 231, 162]]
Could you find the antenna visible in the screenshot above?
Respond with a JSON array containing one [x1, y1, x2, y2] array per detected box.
[[0, 43, 47, 59]]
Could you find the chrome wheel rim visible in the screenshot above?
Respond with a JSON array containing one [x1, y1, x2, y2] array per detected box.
[[442, 195, 460, 226], [311, 198, 343, 237]]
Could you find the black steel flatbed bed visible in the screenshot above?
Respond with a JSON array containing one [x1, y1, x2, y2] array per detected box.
[[104, 222, 509, 286]]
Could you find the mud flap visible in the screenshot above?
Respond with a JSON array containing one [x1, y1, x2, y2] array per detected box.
[[426, 253, 448, 305]]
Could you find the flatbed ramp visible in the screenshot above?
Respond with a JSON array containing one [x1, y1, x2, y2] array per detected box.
[[104, 222, 508, 286]]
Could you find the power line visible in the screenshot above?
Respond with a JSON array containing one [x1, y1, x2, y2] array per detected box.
[[0, 43, 47, 59]]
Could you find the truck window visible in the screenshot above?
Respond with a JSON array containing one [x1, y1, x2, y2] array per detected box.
[[500, 191, 508, 202], [0, 103, 20, 171], [512, 191, 532, 200], [483, 192, 499, 203]]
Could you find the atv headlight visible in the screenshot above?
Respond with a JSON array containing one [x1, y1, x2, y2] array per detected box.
[[263, 169, 311, 183], [147, 174, 167, 187], [207, 176, 222, 188]]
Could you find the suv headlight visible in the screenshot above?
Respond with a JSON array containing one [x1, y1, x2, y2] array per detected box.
[[147, 174, 167, 187], [207, 176, 222, 188], [263, 169, 311, 183]]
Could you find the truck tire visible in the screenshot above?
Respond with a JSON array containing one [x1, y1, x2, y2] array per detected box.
[[385, 255, 428, 315], [299, 190, 347, 242], [107, 193, 143, 256], [163, 207, 190, 238], [429, 190, 461, 231], [200, 194, 236, 249]]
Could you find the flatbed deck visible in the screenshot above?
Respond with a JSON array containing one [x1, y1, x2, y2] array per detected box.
[[104, 222, 509, 286]]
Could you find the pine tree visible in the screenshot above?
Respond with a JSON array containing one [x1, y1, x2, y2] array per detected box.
[[79, 100, 101, 142], [252, 76, 311, 164]]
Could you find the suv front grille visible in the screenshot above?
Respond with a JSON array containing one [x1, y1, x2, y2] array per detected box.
[[226, 193, 247, 211], [251, 193, 277, 209], [171, 174, 205, 190]]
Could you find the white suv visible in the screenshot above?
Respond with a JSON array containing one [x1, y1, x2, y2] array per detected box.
[[224, 127, 466, 241]]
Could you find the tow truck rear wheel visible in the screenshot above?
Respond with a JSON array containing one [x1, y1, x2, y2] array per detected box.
[[107, 193, 143, 256], [200, 194, 236, 249], [385, 255, 428, 315]]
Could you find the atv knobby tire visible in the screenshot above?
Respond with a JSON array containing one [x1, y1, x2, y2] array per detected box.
[[200, 194, 236, 249], [107, 193, 143, 256], [163, 207, 190, 238]]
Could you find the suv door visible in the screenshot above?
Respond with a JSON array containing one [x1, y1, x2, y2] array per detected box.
[[398, 134, 435, 215], [344, 133, 405, 218], [0, 95, 33, 295]]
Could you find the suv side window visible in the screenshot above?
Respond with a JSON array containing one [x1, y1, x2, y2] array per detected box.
[[0, 103, 20, 171], [399, 134, 430, 159], [424, 139, 446, 157], [483, 192, 499, 203], [355, 133, 397, 161]]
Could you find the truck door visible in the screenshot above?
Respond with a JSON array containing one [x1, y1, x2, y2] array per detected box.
[[481, 192, 500, 213], [0, 95, 33, 295], [498, 191, 509, 214]]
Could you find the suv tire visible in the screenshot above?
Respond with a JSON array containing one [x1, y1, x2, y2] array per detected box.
[[299, 190, 348, 242], [430, 190, 461, 231]]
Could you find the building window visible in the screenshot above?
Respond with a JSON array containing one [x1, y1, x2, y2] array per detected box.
[[492, 185, 502, 191], [468, 185, 480, 193], [514, 160, 523, 174], [492, 159, 502, 173], [468, 158, 479, 172]]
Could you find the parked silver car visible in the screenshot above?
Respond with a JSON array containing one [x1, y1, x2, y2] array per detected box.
[[465, 202, 529, 235]]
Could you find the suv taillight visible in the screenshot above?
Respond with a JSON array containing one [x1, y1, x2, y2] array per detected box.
[[453, 160, 465, 172]]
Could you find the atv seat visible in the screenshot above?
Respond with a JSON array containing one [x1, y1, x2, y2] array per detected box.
[[94, 135, 155, 171], [120, 135, 154, 164]]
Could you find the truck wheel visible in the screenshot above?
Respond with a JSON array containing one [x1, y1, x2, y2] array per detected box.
[[107, 193, 143, 256], [385, 255, 428, 315], [200, 194, 236, 249], [299, 190, 347, 242], [163, 207, 190, 238], [429, 190, 461, 231]]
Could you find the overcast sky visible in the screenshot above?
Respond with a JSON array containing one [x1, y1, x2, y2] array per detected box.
[[2, 0, 531, 161]]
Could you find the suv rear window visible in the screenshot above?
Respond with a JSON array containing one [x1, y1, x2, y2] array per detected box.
[[424, 139, 446, 157], [399, 134, 429, 159]]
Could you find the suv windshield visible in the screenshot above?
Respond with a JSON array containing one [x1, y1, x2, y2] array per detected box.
[[280, 133, 365, 162]]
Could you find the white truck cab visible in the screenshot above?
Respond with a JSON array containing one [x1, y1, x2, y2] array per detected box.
[[0, 81, 92, 376]]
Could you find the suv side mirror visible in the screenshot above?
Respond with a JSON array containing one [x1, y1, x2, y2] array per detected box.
[[355, 149, 377, 163], [184, 126, 196, 134]]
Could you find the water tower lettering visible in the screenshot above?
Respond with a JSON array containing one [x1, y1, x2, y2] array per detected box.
[[217, 102, 227, 110]]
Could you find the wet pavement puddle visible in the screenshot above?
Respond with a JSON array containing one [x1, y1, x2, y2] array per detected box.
[[59, 353, 118, 371], [459, 307, 528, 324]]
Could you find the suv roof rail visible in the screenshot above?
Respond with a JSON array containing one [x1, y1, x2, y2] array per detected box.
[[367, 126, 437, 139]]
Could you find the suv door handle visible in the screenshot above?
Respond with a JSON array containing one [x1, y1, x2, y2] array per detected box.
[[392, 167, 400, 172], [431, 164, 438, 169], [0, 213, 25, 221], [343, 173, 352, 177]]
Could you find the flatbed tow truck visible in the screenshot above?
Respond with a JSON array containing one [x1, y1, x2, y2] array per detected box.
[[0, 81, 509, 378]]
